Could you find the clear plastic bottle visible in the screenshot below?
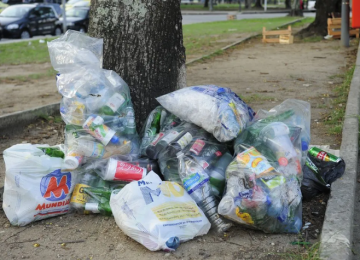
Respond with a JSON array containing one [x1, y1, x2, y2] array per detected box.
[[177, 152, 232, 233]]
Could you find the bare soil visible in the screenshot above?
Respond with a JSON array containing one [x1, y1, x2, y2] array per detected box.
[[0, 37, 358, 260]]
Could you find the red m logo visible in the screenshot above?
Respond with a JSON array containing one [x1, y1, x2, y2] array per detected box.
[[43, 176, 70, 199]]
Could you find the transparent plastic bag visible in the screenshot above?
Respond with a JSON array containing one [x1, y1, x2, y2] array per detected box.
[[48, 32, 140, 169], [47, 30, 103, 73], [156, 85, 255, 142], [218, 99, 310, 233], [110, 171, 211, 251], [139, 106, 181, 156], [70, 169, 124, 215]]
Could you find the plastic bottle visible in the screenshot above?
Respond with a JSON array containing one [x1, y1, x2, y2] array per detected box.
[[177, 152, 232, 233], [98, 91, 128, 116], [146, 126, 185, 159], [260, 122, 297, 167], [123, 106, 136, 135], [72, 139, 105, 158], [83, 115, 119, 145], [209, 152, 233, 197], [188, 141, 225, 170], [166, 124, 199, 158], [102, 158, 147, 181]]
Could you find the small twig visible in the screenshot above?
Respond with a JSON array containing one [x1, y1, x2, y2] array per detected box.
[[58, 240, 85, 244], [305, 230, 309, 242], [313, 56, 326, 59], [6, 238, 38, 244], [3, 227, 30, 242], [225, 241, 243, 247]]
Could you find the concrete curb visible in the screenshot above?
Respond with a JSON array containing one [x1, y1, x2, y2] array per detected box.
[[185, 18, 303, 66], [0, 102, 60, 133], [319, 42, 360, 259], [182, 11, 232, 15]]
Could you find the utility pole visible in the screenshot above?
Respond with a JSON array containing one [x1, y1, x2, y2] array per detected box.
[[62, 0, 67, 34], [341, 0, 349, 47]]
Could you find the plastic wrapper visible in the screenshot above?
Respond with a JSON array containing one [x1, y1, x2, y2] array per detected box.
[[2, 144, 77, 226], [218, 99, 310, 233], [110, 171, 211, 251], [140, 106, 181, 156], [48, 31, 140, 170], [70, 169, 124, 215], [301, 147, 345, 200], [156, 85, 255, 142]]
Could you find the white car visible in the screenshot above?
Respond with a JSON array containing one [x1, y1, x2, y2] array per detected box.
[[308, 0, 316, 11]]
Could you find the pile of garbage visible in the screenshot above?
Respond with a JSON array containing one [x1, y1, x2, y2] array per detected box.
[[1, 31, 346, 252]]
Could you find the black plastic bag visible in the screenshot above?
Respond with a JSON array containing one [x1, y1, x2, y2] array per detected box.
[[301, 148, 346, 200]]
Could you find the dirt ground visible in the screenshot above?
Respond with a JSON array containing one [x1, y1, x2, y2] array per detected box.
[[0, 37, 358, 260]]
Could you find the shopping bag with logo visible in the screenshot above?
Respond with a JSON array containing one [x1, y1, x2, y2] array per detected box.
[[2, 144, 77, 226], [110, 171, 211, 251]]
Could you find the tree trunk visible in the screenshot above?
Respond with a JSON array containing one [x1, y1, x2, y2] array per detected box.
[[285, 0, 291, 8], [299, 0, 341, 36], [288, 0, 303, 16], [245, 0, 251, 9], [254, 0, 262, 8], [204, 0, 209, 7], [88, 0, 186, 127]]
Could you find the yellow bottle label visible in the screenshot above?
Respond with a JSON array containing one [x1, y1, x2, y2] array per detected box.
[[70, 184, 90, 204]]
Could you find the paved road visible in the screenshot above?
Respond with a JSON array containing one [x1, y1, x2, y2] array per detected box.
[[0, 12, 316, 44]]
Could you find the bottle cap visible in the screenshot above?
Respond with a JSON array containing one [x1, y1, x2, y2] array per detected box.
[[165, 237, 180, 250], [278, 157, 288, 166], [111, 135, 119, 144], [63, 156, 80, 170], [301, 140, 309, 151], [217, 88, 225, 94]]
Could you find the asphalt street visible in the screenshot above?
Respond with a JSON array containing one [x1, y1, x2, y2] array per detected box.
[[0, 12, 316, 44]]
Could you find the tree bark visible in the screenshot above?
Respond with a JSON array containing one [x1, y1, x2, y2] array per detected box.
[[88, 0, 186, 127], [254, 0, 262, 8], [299, 0, 341, 36]]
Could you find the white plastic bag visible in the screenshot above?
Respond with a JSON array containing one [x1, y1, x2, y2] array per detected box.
[[2, 144, 77, 226], [110, 171, 211, 251], [156, 85, 255, 142]]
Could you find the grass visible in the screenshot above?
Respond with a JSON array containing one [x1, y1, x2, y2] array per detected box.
[[0, 37, 57, 66], [302, 36, 323, 43], [324, 66, 355, 135], [184, 17, 301, 57], [0, 17, 301, 66], [282, 242, 321, 260], [292, 17, 315, 28]]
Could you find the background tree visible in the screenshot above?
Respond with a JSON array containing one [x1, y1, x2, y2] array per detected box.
[[300, 0, 341, 36], [285, 0, 291, 8], [288, 0, 303, 16], [88, 0, 186, 126], [254, 0, 262, 8]]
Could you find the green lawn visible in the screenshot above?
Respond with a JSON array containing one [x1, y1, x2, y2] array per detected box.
[[0, 17, 306, 67], [183, 17, 304, 58], [0, 37, 56, 66]]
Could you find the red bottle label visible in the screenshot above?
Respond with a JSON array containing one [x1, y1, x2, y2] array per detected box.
[[190, 139, 205, 155], [114, 161, 145, 181]]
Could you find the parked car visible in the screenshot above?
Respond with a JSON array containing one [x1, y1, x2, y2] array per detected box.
[[308, 0, 316, 11], [0, 4, 62, 39], [2, 0, 22, 5], [60, 6, 88, 32]]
